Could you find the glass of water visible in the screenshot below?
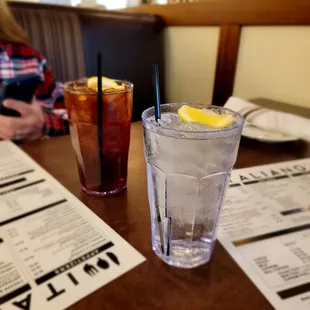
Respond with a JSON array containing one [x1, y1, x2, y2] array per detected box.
[[142, 103, 244, 268]]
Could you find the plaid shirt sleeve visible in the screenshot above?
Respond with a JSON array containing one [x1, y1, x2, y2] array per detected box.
[[35, 57, 70, 137]]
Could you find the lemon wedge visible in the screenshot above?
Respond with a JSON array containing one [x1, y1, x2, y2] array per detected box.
[[87, 76, 125, 92], [178, 105, 234, 128]]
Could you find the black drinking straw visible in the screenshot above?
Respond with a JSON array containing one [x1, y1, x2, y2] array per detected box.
[[152, 64, 161, 122], [97, 52, 104, 189], [152, 64, 166, 255]]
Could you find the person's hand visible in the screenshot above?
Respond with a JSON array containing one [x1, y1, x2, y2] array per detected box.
[[0, 99, 45, 142]]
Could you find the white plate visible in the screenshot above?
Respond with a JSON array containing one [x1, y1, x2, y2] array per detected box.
[[242, 124, 299, 143]]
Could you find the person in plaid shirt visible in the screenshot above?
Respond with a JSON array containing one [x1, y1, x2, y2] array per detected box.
[[0, 0, 69, 142]]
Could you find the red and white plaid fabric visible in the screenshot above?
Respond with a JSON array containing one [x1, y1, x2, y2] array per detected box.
[[0, 43, 69, 137]]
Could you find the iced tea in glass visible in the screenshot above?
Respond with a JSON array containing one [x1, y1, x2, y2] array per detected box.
[[64, 78, 133, 196]]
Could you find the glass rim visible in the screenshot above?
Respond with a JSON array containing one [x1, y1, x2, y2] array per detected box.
[[64, 79, 134, 95], [142, 103, 244, 136]]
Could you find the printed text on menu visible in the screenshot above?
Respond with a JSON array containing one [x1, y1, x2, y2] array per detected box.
[[0, 141, 145, 310], [218, 158, 310, 310]]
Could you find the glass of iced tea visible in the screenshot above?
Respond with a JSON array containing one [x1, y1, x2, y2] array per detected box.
[[64, 77, 133, 196]]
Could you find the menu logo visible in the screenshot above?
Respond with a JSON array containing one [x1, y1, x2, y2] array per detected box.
[[0, 285, 31, 307], [83, 253, 121, 276], [83, 263, 99, 276], [12, 294, 31, 310], [7, 251, 121, 309], [229, 164, 308, 186], [35, 242, 114, 285]]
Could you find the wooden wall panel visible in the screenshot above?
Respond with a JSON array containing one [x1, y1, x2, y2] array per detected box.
[[123, 0, 310, 105], [212, 25, 240, 106], [11, 1, 310, 106], [123, 1, 310, 26]]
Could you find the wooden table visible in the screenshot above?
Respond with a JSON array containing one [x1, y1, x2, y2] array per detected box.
[[21, 123, 310, 310]]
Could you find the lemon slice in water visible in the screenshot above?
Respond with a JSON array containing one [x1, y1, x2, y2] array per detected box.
[[178, 105, 234, 128], [87, 76, 125, 92]]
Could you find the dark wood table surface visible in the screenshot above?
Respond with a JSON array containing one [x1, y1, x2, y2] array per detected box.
[[20, 122, 310, 310]]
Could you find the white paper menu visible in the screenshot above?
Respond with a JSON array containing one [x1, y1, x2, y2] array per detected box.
[[218, 158, 310, 310], [0, 140, 145, 310]]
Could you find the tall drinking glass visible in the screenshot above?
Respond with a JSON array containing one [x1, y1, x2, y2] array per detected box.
[[142, 103, 244, 268], [64, 79, 133, 196]]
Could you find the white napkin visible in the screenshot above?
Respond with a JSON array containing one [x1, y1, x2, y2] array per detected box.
[[224, 97, 310, 142]]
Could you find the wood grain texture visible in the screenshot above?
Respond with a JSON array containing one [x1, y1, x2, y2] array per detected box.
[[212, 25, 241, 106], [8, 1, 158, 22], [20, 122, 310, 310], [122, 0, 310, 26]]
